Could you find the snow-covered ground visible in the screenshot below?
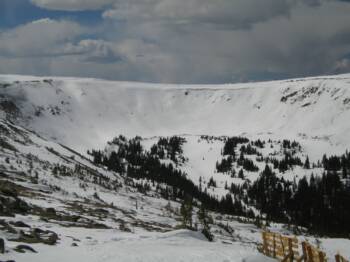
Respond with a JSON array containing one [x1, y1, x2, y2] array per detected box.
[[1, 74, 350, 160], [0, 119, 276, 262], [2, 227, 275, 262], [139, 135, 322, 199], [1, 74, 350, 262]]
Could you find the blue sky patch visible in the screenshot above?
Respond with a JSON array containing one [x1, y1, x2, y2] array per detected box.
[[0, 0, 103, 29]]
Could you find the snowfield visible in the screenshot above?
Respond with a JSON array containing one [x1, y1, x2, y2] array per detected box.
[[2, 228, 275, 262], [1, 74, 350, 160], [1, 74, 350, 262]]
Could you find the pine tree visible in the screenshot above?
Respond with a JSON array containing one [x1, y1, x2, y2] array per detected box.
[[342, 166, 348, 179], [180, 197, 193, 228], [231, 168, 236, 178], [197, 203, 213, 241], [208, 177, 217, 188], [238, 169, 244, 179], [304, 156, 310, 169]]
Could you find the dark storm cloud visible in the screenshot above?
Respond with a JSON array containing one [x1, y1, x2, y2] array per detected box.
[[102, 0, 295, 29], [0, 0, 350, 83]]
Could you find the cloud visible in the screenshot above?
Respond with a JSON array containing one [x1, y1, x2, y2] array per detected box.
[[66, 39, 123, 63], [102, 0, 298, 30], [30, 0, 340, 28], [0, 18, 122, 61], [0, 18, 125, 79], [0, 18, 84, 57], [98, 0, 350, 82], [2, 0, 350, 83], [30, 0, 115, 11], [333, 58, 350, 73]]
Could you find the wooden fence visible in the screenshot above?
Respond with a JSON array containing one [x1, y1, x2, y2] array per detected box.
[[301, 241, 327, 262], [259, 231, 301, 261], [258, 231, 348, 262], [335, 254, 349, 262]]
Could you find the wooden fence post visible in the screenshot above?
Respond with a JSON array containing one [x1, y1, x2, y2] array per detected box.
[[306, 243, 314, 262], [288, 238, 294, 262], [273, 233, 276, 258], [336, 254, 341, 262], [301, 242, 307, 262], [262, 232, 268, 256], [336, 254, 340, 262], [319, 251, 325, 262], [336, 253, 350, 262], [259, 233, 346, 262]]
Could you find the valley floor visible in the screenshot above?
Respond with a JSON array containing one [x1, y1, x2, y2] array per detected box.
[[2, 227, 272, 262], [2, 212, 350, 262]]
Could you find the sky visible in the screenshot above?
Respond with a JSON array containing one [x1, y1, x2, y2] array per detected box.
[[0, 0, 350, 84]]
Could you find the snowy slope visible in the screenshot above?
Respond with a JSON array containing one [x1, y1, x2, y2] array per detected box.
[[2, 228, 275, 262], [0, 118, 288, 262], [2, 74, 350, 262], [139, 134, 318, 199], [1, 74, 350, 159]]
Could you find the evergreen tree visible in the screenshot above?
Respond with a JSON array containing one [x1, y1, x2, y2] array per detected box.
[[304, 156, 310, 169], [197, 203, 214, 241], [180, 197, 193, 228], [238, 169, 244, 179], [342, 166, 348, 179]]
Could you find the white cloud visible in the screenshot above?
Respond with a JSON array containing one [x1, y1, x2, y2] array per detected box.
[[98, 0, 350, 82], [0, 18, 126, 79], [2, 0, 350, 83], [65, 39, 123, 63], [0, 18, 84, 57], [333, 58, 350, 73]]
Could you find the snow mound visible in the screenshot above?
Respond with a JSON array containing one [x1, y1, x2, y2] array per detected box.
[[157, 229, 208, 241]]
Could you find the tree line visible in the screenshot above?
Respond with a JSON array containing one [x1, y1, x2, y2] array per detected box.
[[89, 136, 255, 218]]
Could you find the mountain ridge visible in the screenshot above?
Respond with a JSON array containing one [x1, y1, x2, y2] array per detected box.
[[1, 73, 350, 159], [1, 74, 350, 261]]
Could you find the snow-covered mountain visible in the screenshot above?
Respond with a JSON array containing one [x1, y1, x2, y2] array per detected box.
[[1, 74, 350, 262], [1, 74, 350, 159], [0, 114, 281, 262]]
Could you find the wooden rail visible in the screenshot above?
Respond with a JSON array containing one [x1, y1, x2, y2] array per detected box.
[[301, 241, 326, 262], [258, 231, 348, 262], [335, 254, 349, 262], [259, 231, 301, 262]]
